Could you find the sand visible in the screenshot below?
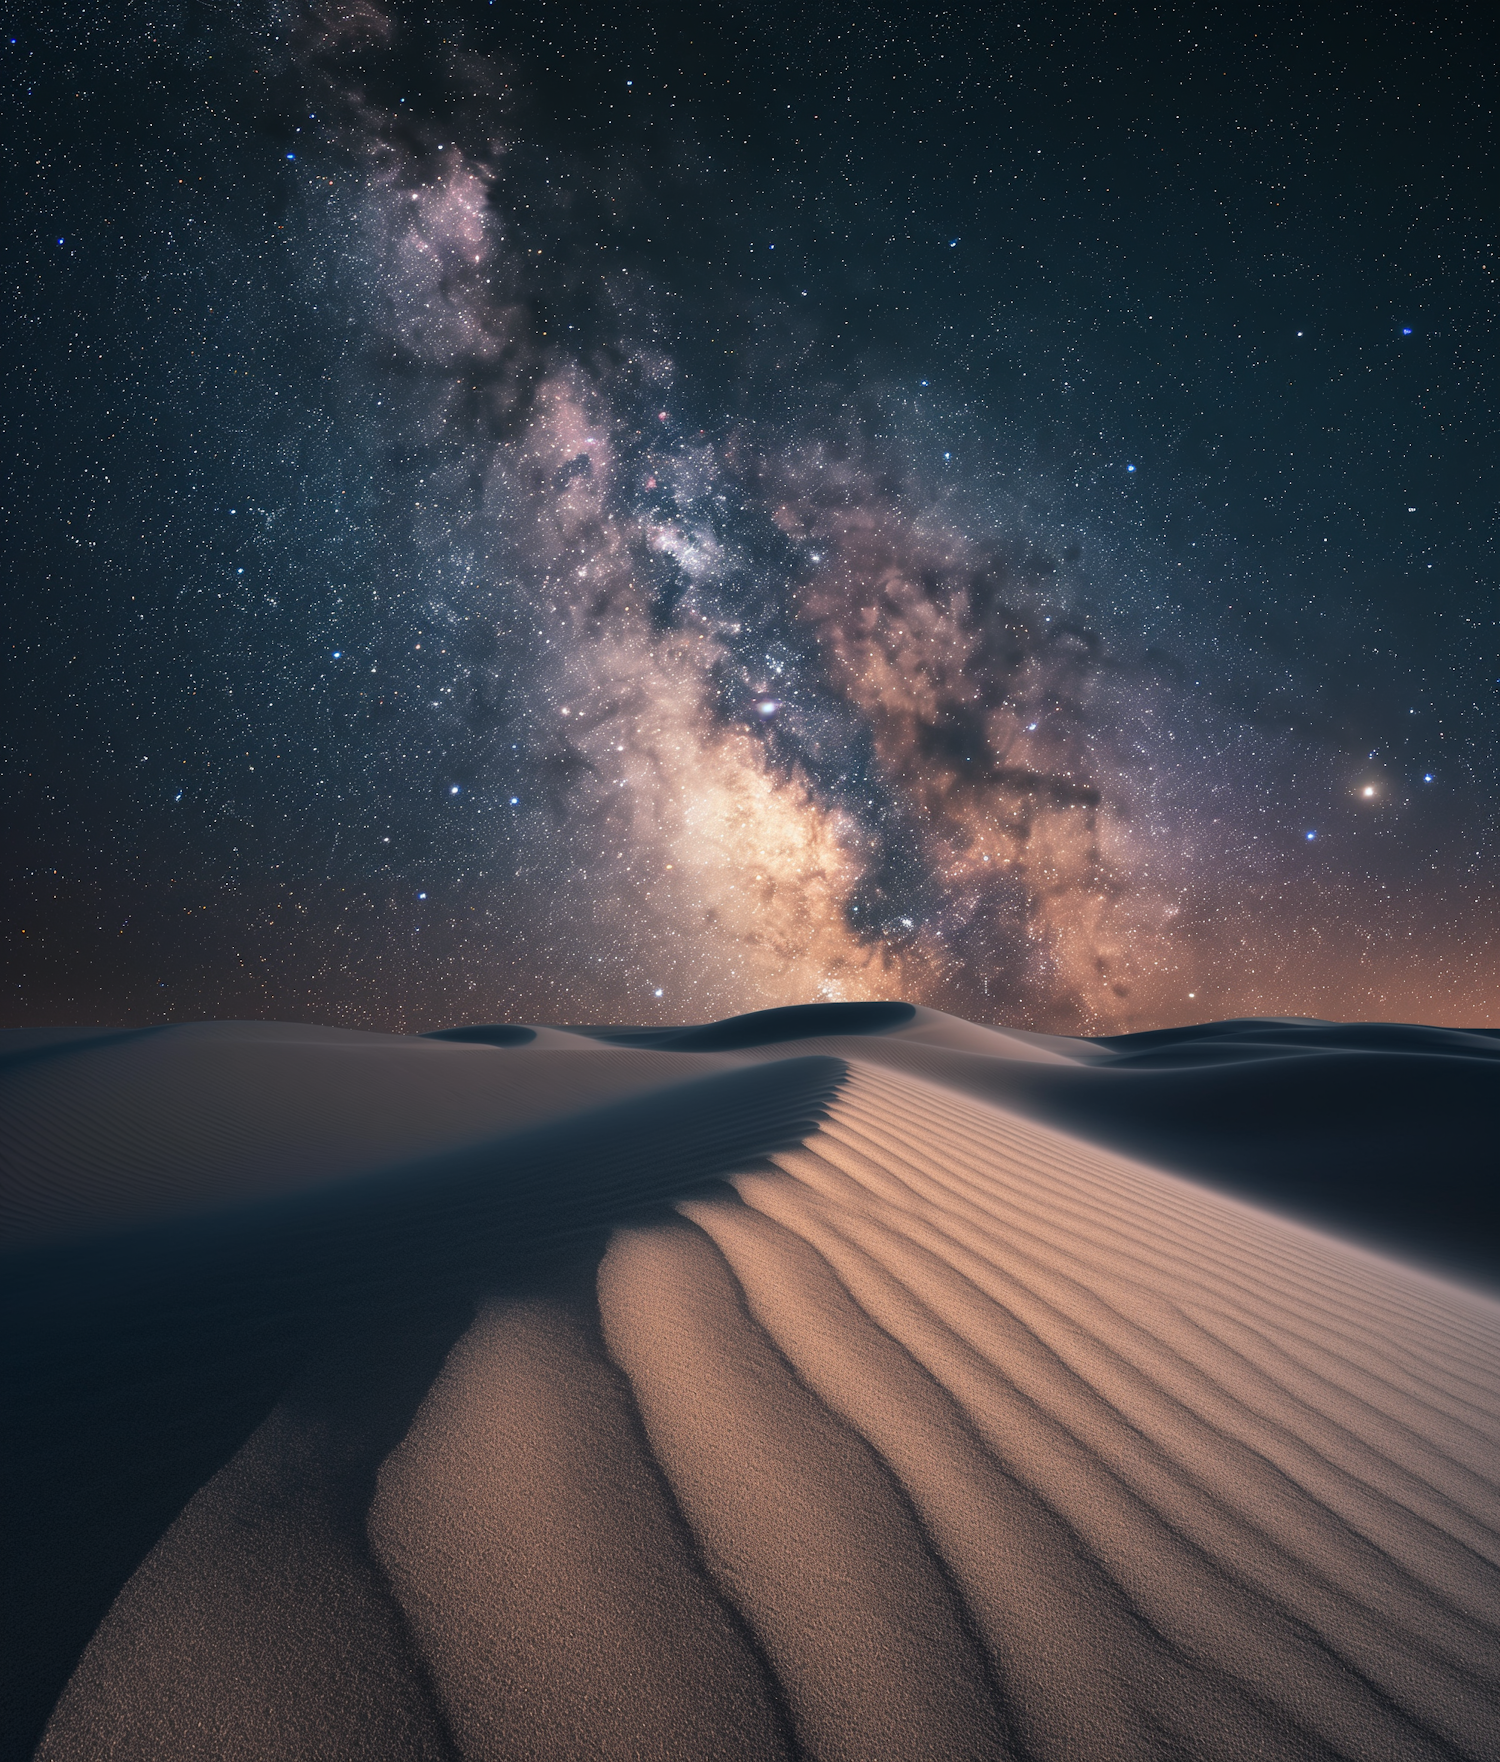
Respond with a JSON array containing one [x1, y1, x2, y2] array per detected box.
[[4, 1004, 1498, 1759]]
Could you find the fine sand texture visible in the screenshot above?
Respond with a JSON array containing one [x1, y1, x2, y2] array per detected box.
[[5, 1004, 1499, 1760]]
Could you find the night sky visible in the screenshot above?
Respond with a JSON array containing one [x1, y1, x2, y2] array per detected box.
[[4, 2, 1496, 1034]]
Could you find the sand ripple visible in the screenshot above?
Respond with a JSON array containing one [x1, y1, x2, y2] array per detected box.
[[17, 1022, 1500, 1760]]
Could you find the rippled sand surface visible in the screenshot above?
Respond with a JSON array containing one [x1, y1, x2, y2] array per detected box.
[[6, 1006, 1498, 1759]]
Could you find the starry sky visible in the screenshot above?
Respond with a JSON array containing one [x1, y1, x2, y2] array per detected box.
[[4, 1, 1496, 1033]]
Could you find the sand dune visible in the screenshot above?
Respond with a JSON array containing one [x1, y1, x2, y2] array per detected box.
[[5, 1005, 1498, 1759], [0, 1021, 764, 1248]]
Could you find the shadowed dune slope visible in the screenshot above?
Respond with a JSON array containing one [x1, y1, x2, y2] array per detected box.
[[424, 1023, 540, 1046], [559, 999, 918, 1050], [0, 1022, 765, 1248], [2, 1054, 844, 1761], [991, 1021, 1500, 1283], [5, 1010, 1500, 1760], [736, 1012, 1500, 1283]]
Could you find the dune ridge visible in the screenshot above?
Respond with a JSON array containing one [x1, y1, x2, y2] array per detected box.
[[3, 1055, 844, 1758], [6, 1009, 1499, 1759]]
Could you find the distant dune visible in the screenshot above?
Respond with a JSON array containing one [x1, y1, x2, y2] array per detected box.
[[4, 1006, 1498, 1760]]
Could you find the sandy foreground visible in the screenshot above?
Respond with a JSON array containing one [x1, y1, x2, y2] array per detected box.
[[3, 1004, 1498, 1760]]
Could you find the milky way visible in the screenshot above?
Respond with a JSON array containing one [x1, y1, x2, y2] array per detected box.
[[7, 2, 1495, 1032], [250, 2, 1243, 1031]]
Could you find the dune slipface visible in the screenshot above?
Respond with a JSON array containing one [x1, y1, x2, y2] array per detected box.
[[5, 1007, 1499, 1761]]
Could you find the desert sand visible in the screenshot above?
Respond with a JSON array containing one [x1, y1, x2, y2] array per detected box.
[[4, 1003, 1498, 1760]]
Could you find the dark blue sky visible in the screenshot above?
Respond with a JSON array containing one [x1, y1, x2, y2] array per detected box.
[[3, 1, 1495, 1031]]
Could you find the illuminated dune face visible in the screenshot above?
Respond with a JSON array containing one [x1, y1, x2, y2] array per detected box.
[[27, 1025, 1500, 1762], [680, 1071, 1500, 1760]]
